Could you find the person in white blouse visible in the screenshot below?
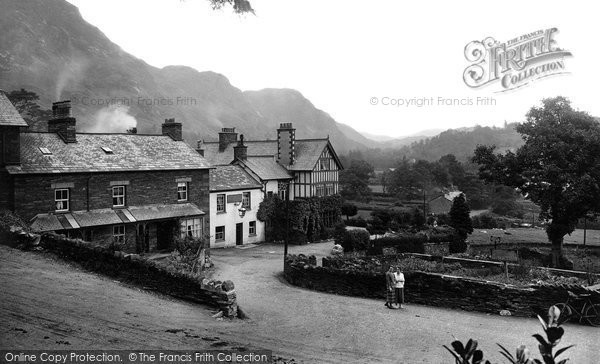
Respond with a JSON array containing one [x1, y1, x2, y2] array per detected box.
[[393, 267, 405, 309]]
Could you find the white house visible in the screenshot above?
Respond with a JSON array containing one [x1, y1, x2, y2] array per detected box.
[[209, 165, 265, 248]]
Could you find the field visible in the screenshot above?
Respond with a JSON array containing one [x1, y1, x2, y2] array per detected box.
[[470, 227, 600, 246]]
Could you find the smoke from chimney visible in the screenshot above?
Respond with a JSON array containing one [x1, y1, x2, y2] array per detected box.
[[87, 105, 137, 133]]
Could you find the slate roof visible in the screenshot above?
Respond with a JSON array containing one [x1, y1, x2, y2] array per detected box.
[[0, 91, 28, 127], [6, 132, 212, 174], [203, 138, 342, 171], [210, 165, 262, 192], [202, 140, 277, 166], [30, 203, 205, 232], [237, 156, 292, 181]]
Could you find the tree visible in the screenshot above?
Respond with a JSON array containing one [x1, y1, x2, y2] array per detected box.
[[208, 0, 254, 14], [449, 193, 473, 253], [341, 202, 358, 221], [473, 97, 600, 267], [339, 159, 374, 201], [6, 89, 51, 131]]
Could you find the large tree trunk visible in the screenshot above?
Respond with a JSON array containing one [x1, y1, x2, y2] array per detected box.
[[546, 222, 569, 268]]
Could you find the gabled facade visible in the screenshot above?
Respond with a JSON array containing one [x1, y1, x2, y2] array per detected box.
[[200, 123, 343, 200], [429, 191, 464, 215], [209, 165, 264, 247], [0, 94, 211, 253]]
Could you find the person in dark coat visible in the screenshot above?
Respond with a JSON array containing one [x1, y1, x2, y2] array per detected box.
[[385, 266, 396, 309]]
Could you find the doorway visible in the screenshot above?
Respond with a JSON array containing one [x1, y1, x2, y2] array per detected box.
[[236, 223, 243, 246]]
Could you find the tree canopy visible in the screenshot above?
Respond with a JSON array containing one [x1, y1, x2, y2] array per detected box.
[[473, 96, 600, 267], [339, 159, 374, 201]]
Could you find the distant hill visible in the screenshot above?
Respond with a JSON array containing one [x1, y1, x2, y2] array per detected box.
[[0, 0, 371, 153], [401, 124, 524, 161]]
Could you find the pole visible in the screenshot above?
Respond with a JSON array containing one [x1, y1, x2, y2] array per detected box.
[[284, 183, 290, 259], [583, 216, 587, 247], [422, 184, 426, 224]]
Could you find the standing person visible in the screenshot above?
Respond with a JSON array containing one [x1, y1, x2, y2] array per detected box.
[[385, 266, 396, 309], [394, 267, 405, 309]]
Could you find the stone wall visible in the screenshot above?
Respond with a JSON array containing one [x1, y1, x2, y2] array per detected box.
[[284, 254, 600, 319], [3, 229, 238, 317]]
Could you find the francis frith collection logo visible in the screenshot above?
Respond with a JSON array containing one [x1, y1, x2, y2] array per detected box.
[[463, 28, 572, 92]]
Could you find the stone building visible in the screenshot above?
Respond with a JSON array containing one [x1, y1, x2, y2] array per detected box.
[[0, 93, 211, 253]]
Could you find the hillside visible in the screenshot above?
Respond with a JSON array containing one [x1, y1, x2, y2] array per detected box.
[[0, 0, 369, 152]]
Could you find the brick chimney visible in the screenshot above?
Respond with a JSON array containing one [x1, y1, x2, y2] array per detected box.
[[218, 127, 237, 151], [196, 140, 204, 157], [233, 134, 248, 161], [277, 122, 295, 165], [48, 101, 77, 143], [162, 118, 182, 141]]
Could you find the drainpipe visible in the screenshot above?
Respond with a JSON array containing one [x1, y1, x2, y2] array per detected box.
[[86, 173, 92, 211]]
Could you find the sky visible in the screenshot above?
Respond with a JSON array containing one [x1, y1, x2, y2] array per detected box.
[[67, 0, 600, 138]]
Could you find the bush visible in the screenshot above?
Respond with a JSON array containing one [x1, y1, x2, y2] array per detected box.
[[367, 234, 426, 255], [449, 236, 468, 254], [346, 217, 368, 227], [338, 228, 371, 252]]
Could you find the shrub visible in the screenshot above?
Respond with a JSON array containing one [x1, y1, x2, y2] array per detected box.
[[449, 236, 468, 254], [346, 217, 368, 227], [368, 234, 426, 255], [339, 228, 371, 252]]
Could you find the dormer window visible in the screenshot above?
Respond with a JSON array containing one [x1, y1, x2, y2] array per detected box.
[[101, 146, 114, 154], [39, 147, 52, 155]]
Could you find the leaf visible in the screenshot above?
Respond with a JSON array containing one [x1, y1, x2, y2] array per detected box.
[[497, 343, 516, 361], [537, 315, 548, 330], [452, 340, 466, 357], [473, 349, 484, 364], [499, 351, 518, 364], [554, 345, 575, 359], [556, 359, 570, 364], [546, 327, 564, 345], [444, 345, 464, 364], [465, 339, 478, 360], [532, 334, 549, 348]]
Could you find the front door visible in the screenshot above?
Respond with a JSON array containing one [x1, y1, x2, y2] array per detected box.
[[236, 223, 243, 246]]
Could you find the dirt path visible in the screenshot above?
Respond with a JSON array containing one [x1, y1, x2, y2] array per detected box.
[[208, 242, 600, 363], [1, 243, 598, 363]]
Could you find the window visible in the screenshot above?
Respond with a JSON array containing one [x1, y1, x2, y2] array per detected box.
[[215, 226, 225, 241], [320, 159, 329, 170], [39, 147, 52, 155], [325, 183, 334, 196], [278, 189, 287, 200], [112, 186, 125, 207], [55, 189, 69, 212], [217, 194, 226, 212], [177, 182, 188, 201], [180, 218, 202, 238], [242, 192, 251, 209], [315, 185, 325, 197], [113, 225, 125, 243], [249, 221, 256, 236]]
